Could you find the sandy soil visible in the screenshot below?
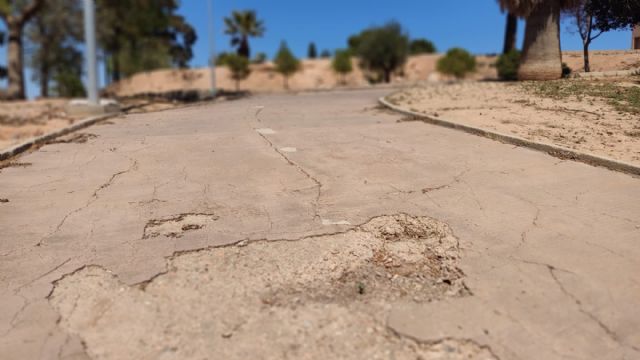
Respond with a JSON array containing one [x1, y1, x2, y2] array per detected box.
[[387, 79, 640, 165], [49, 214, 496, 360], [562, 50, 640, 73], [0, 99, 83, 150]]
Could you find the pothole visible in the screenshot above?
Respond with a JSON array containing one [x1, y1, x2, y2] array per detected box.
[[50, 214, 492, 359], [142, 213, 219, 239]]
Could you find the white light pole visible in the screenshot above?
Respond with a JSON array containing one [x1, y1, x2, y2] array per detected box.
[[208, 0, 217, 96], [83, 0, 99, 105]]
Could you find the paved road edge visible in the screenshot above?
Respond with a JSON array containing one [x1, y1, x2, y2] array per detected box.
[[379, 94, 640, 177], [0, 113, 116, 161]]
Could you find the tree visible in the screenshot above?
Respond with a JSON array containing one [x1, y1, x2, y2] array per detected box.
[[320, 49, 331, 58], [96, 0, 196, 83], [497, 0, 581, 80], [215, 52, 234, 66], [409, 39, 437, 55], [27, 0, 83, 98], [332, 49, 353, 84], [308, 42, 317, 59], [437, 48, 477, 79], [225, 54, 251, 91], [224, 10, 265, 59], [274, 41, 299, 89], [352, 22, 409, 83], [0, 0, 44, 99], [565, 0, 640, 72], [503, 12, 518, 53]]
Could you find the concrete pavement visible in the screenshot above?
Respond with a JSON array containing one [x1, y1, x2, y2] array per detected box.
[[1, 89, 639, 359]]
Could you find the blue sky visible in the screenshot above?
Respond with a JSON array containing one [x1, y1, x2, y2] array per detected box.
[[9, 0, 636, 97]]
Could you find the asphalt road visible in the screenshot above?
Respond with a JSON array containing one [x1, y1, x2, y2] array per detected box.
[[1, 89, 639, 359]]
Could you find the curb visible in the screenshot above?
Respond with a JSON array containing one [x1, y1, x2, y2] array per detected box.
[[378, 95, 640, 177], [0, 113, 117, 161]]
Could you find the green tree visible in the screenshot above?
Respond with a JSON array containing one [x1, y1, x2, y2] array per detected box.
[[274, 41, 299, 89], [0, 0, 44, 99], [96, 0, 196, 83], [565, 0, 640, 72], [320, 49, 331, 58], [26, 0, 83, 98], [224, 10, 265, 59], [332, 49, 352, 84], [497, 0, 581, 80], [437, 48, 477, 79], [352, 22, 409, 83], [225, 53, 251, 91], [215, 52, 233, 66], [409, 39, 437, 55], [308, 42, 317, 59]]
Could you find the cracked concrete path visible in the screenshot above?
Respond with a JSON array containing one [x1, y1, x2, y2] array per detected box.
[[0, 89, 639, 359]]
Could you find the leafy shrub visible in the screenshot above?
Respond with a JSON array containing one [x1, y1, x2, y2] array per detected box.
[[252, 52, 267, 64], [53, 72, 86, 97], [496, 50, 520, 81], [410, 39, 437, 55], [215, 52, 233, 66], [436, 48, 476, 79], [562, 63, 572, 78], [332, 49, 353, 84]]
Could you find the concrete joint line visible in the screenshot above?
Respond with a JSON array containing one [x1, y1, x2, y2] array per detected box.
[[379, 94, 640, 177], [0, 113, 117, 161]]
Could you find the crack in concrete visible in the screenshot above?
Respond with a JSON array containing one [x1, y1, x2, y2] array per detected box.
[[547, 266, 622, 346], [254, 130, 323, 221], [519, 208, 541, 247], [35, 160, 137, 247]]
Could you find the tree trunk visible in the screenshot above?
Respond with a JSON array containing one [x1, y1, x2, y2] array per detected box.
[[7, 22, 26, 99], [383, 70, 391, 83], [503, 13, 518, 54], [238, 37, 250, 59], [583, 42, 591, 73], [518, 0, 562, 81], [112, 54, 121, 82], [39, 63, 49, 98]]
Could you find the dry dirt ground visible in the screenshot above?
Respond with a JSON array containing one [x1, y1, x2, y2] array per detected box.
[[0, 99, 184, 151], [1, 89, 639, 359], [387, 78, 640, 165], [0, 99, 83, 151]]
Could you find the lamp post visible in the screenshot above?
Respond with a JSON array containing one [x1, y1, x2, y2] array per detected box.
[[208, 0, 217, 96], [83, 0, 99, 105]]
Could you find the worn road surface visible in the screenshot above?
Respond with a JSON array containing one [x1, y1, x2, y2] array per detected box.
[[1, 89, 639, 359]]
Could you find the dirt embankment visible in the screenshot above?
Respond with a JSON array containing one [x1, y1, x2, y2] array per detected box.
[[387, 78, 640, 165], [106, 51, 640, 97]]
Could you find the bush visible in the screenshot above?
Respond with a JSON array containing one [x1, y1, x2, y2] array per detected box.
[[496, 50, 520, 81], [410, 39, 437, 55], [53, 72, 86, 97], [274, 41, 300, 89], [562, 63, 572, 78], [252, 52, 267, 64], [353, 22, 409, 83], [437, 48, 476, 79], [320, 49, 331, 58], [225, 54, 251, 91], [332, 49, 353, 84]]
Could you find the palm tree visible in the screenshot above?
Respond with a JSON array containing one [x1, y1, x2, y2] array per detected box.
[[498, 0, 579, 80], [223, 10, 265, 59]]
